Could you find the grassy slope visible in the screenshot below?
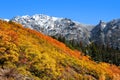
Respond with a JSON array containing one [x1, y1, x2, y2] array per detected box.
[[0, 20, 120, 80]]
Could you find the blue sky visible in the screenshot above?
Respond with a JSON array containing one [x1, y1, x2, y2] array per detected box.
[[0, 0, 120, 24]]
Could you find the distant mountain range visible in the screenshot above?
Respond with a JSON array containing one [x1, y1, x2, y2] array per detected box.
[[10, 14, 120, 49]]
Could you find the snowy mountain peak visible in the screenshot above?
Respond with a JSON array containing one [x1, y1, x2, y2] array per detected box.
[[12, 14, 63, 29], [12, 14, 92, 45]]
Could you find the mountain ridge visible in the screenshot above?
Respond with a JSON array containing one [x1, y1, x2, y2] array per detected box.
[[11, 14, 94, 46], [11, 14, 120, 49]]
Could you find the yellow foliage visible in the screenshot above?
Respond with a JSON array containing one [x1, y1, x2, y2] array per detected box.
[[0, 20, 119, 80]]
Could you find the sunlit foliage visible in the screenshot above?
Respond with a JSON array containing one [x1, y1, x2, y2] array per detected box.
[[0, 20, 120, 80]]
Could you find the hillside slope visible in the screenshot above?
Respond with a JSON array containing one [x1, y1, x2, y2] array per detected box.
[[0, 20, 120, 80]]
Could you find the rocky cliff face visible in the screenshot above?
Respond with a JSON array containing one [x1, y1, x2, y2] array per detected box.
[[91, 19, 120, 49]]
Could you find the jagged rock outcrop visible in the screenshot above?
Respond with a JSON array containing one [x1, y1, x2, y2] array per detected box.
[[91, 19, 120, 49]]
